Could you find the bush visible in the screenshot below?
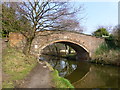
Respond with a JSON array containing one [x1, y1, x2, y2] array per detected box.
[[95, 42, 109, 55]]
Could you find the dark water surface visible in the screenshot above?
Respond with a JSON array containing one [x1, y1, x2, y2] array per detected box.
[[39, 55, 120, 88]]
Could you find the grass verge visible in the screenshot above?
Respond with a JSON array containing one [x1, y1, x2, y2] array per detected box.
[[51, 70, 74, 88], [45, 61, 74, 88], [2, 47, 37, 88]]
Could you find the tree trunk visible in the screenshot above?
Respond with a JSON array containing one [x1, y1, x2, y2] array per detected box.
[[23, 37, 33, 55], [65, 44, 68, 55], [68, 47, 71, 54], [54, 44, 59, 56]]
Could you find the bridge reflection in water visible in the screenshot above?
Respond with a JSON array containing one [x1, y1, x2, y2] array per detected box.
[[39, 55, 120, 88]]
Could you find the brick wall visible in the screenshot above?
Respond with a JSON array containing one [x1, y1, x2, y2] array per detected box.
[[9, 32, 26, 49]]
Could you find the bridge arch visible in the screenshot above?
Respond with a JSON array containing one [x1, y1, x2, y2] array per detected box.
[[38, 39, 91, 60], [8, 31, 105, 60]]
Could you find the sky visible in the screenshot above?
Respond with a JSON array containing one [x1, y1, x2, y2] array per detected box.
[[1, 0, 118, 35], [72, 2, 118, 35]]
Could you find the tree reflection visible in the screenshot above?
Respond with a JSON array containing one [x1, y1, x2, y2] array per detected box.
[[39, 55, 77, 77]]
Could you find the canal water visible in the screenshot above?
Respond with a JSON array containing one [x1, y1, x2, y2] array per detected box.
[[39, 55, 120, 88]]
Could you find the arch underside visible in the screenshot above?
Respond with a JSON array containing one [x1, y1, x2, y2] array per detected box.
[[40, 40, 90, 61]]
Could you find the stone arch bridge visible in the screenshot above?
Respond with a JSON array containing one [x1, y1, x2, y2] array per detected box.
[[9, 30, 105, 60]]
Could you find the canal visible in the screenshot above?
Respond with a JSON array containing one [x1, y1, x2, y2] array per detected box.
[[39, 55, 120, 88]]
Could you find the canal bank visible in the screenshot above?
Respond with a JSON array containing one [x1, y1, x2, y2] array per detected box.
[[91, 42, 120, 66], [44, 61, 74, 88], [2, 46, 74, 88]]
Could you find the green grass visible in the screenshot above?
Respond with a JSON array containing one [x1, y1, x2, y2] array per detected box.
[[62, 54, 75, 57], [2, 47, 37, 88], [51, 70, 74, 88], [2, 81, 14, 88], [62, 54, 76, 60], [44, 62, 74, 88]]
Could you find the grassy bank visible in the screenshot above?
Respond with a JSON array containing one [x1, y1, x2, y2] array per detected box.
[[45, 62, 74, 88], [91, 42, 120, 66], [2, 47, 37, 88], [51, 70, 74, 88], [62, 54, 76, 60]]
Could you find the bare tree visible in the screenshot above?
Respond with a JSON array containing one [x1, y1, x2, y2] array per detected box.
[[112, 25, 120, 47], [6, 0, 84, 55], [55, 18, 83, 32]]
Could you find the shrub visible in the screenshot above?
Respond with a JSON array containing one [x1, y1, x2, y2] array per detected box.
[[95, 42, 109, 55]]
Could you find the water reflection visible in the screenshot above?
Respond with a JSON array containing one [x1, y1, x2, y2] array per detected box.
[[39, 55, 120, 88], [39, 55, 78, 77], [73, 65, 119, 88]]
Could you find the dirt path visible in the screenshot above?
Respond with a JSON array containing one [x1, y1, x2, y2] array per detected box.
[[17, 62, 53, 88]]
